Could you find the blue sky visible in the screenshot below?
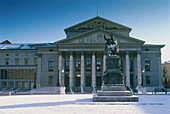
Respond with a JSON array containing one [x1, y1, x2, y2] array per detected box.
[[0, 0, 170, 62]]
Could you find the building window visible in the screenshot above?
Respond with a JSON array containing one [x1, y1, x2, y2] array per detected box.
[[76, 58, 81, 71], [49, 58, 54, 71], [22, 69, 25, 79], [25, 69, 29, 79], [86, 58, 91, 71], [25, 58, 28, 65], [49, 76, 53, 85], [6, 54, 9, 56], [16, 53, 19, 56], [96, 58, 102, 71], [34, 58, 38, 65], [65, 59, 70, 71], [146, 76, 151, 84], [18, 69, 22, 79], [35, 53, 38, 56], [15, 59, 19, 65], [15, 69, 18, 79], [145, 49, 149, 51], [12, 69, 15, 79], [5, 59, 9, 65], [1, 70, 4, 79], [49, 49, 53, 52], [145, 58, 150, 71], [8, 69, 12, 79], [33, 69, 36, 80], [25, 53, 28, 56]]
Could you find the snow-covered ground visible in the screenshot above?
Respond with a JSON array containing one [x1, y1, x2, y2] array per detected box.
[[0, 94, 170, 114]]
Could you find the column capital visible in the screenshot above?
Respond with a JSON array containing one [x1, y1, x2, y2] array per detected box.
[[92, 51, 96, 55], [126, 51, 129, 55], [38, 53, 42, 58], [103, 51, 107, 55], [157, 53, 161, 57], [137, 51, 141, 55], [58, 51, 63, 55], [70, 51, 74, 55], [81, 51, 85, 55]]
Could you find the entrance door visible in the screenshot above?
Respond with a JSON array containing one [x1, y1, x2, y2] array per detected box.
[[64, 74, 69, 87], [86, 74, 91, 87], [130, 74, 134, 87], [75, 74, 80, 87]]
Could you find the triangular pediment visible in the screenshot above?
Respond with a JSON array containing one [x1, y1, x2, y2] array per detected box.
[[56, 28, 145, 44], [64, 16, 132, 32]]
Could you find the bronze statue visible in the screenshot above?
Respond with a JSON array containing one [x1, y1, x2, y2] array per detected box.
[[104, 34, 119, 56], [103, 34, 123, 85]]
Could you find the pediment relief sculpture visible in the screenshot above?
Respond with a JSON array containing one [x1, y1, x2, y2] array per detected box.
[[75, 20, 121, 30]]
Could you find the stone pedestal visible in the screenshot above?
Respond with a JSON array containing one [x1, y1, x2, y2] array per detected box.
[[93, 85, 138, 102], [93, 55, 138, 102], [103, 56, 123, 85], [60, 87, 66, 95]]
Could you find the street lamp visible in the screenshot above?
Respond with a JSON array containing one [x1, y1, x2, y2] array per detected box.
[[62, 69, 65, 87], [142, 69, 145, 86], [163, 67, 167, 88]]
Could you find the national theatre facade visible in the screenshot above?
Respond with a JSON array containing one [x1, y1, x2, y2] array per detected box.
[[0, 16, 164, 92]]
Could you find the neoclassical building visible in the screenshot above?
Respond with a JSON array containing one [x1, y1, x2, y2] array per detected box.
[[0, 16, 164, 92]]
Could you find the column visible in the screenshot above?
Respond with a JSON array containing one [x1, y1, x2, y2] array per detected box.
[[158, 53, 163, 87], [126, 51, 130, 87], [92, 52, 96, 92], [103, 53, 106, 75], [80, 52, 85, 93], [81, 52, 85, 86], [58, 52, 63, 86], [69, 52, 74, 92], [137, 51, 142, 87], [0, 70, 1, 89], [36, 54, 42, 88]]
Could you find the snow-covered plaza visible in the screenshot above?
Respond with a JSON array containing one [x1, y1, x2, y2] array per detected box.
[[0, 94, 170, 114]]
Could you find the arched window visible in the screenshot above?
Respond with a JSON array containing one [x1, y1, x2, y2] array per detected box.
[[49, 58, 54, 71]]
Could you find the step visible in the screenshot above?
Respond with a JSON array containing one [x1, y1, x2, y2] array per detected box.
[[93, 95, 138, 102], [97, 90, 132, 96], [101, 85, 126, 91]]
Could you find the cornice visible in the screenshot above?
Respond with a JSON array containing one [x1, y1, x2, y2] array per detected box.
[[35, 46, 57, 49], [142, 44, 165, 48]]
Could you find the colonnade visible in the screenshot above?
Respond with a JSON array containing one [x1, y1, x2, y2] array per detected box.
[[58, 51, 142, 92]]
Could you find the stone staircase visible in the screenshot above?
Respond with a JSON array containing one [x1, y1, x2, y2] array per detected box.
[[35, 87, 60, 92], [93, 85, 138, 102]]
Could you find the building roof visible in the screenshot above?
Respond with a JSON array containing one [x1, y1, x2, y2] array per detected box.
[[162, 60, 170, 65], [0, 43, 56, 50], [143, 44, 165, 48], [0, 40, 13, 44]]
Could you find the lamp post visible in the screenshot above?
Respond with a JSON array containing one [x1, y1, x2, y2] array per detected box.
[[163, 67, 167, 88], [59, 69, 65, 95], [62, 69, 65, 87], [142, 69, 145, 86]]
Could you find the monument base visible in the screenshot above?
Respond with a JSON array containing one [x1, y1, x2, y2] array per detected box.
[[93, 85, 138, 102]]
